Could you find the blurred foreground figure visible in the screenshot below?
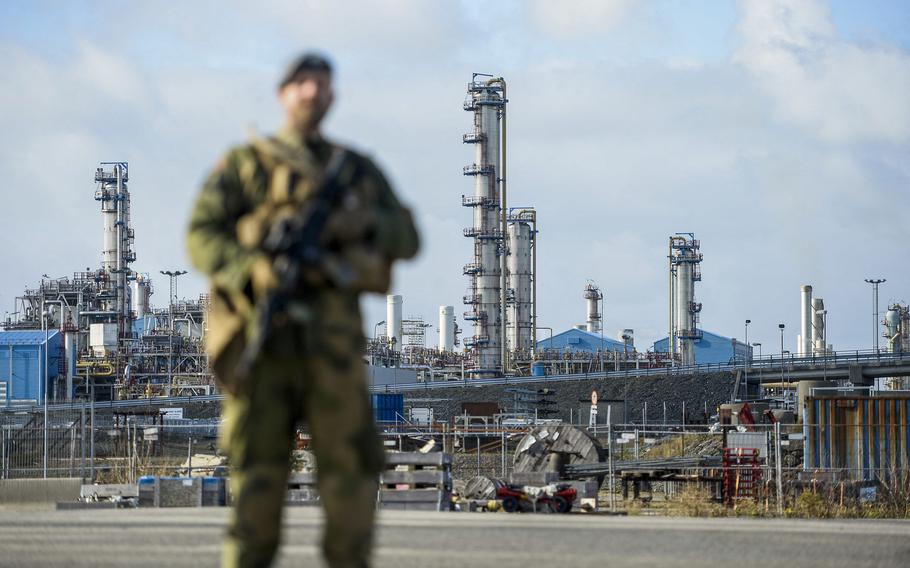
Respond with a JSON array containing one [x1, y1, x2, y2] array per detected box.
[[187, 52, 419, 567]]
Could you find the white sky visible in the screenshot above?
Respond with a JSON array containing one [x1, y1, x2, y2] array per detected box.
[[1, 0, 908, 353]]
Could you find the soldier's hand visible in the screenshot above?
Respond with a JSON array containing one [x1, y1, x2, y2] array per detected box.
[[250, 254, 280, 299]]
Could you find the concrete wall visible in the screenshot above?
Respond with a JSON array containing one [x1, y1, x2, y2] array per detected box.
[[0, 478, 82, 504]]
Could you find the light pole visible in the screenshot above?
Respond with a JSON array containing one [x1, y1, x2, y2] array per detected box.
[[160, 270, 187, 395], [864, 278, 886, 353], [42, 309, 49, 479], [744, 319, 751, 363], [782, 350, 791, 388], [374, 320, 386, 342], [160, 270, 188, 325], [753, 342, 762, 384]]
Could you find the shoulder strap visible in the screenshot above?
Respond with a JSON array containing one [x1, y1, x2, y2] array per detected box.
[[249, 135, 321, 178]]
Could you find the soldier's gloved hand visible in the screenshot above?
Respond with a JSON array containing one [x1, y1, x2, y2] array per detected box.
[[250, 254, 280, 299], [322, 199, 378, 245]]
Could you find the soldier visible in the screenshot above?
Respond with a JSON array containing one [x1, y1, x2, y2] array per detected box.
[[187, 53, 419, 567]]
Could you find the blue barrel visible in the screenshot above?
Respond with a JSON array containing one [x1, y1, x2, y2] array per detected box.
[[371, 393, 404, 423], [531, 362, 546, 377]]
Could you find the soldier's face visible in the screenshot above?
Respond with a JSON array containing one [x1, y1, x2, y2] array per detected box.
[[279, 70, 334, 132]]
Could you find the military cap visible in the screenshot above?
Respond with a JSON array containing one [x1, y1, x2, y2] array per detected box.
[[279, 52, 333, 88]]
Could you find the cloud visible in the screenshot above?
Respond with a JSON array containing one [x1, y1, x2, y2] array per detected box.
[[0, 2, 907, 354], [529, 0, 634, 38], [735, 0, 910, 144]]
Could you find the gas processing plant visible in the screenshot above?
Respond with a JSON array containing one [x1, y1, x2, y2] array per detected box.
[[2, 72, 910, 525], [1, 74, 910, 404], [1, 163, 209, 404]]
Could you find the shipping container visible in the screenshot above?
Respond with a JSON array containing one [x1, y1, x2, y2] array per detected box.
[[371, 393, 404, 423]]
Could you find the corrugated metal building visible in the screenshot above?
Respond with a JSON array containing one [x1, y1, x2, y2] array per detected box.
[[536, 328, 629, 353], [804, 394, 910, 480], [652, 329, 752, 364], [0, 330, 62, 404]]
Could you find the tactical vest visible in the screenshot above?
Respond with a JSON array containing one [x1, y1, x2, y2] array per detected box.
[[206, 136, 392, 384], [240, 135, 392, 294]]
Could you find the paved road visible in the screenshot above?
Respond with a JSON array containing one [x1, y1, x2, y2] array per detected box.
[[0, 506, 908, 567]]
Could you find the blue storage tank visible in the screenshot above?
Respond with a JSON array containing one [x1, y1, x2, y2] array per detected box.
[[531, 362, 546, 376], [371, 393, 404, 423]]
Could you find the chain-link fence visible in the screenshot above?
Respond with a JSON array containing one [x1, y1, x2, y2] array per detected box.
[[0, 406, 219, 482], [2, 407, 907, 517]]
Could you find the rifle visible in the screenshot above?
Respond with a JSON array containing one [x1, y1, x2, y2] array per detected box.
[[233, 146, 356, 384]]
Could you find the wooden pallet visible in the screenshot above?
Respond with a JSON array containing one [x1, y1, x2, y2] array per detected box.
[[379, 452, 452, 511]]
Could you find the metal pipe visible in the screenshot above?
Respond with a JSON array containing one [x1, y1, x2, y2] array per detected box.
[[668, 237, 674, 360], [42, 309, 48, 478], [490, 77, 508, 375], [531, 213, 537, 352]]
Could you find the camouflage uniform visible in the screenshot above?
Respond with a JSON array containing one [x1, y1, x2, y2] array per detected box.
[[187, 126, 419, 567]]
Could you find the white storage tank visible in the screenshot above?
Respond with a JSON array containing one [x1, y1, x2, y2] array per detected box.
[[438, 306, 455, 352], [386, 295, 403, 351]]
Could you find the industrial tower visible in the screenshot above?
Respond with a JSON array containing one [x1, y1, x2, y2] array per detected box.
[[668, 234, 702, 365], [506, 208, 536, 355], [94, 162, 136, 341], [462, 74, 507, 374], [583, 282, 603, 334]]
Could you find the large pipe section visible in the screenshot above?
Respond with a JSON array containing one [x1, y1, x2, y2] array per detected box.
[[462, 74, 506, 374], [438, 306, 455, 352], [386, 295, 402, 351], [583, 283, 602, 334]]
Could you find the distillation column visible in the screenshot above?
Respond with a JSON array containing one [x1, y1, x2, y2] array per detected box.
[[94, 162, 135, 340], [583, 283, 602, 334], [462, 75, 506, 373], [506, 221, 533, 353], [669, 235, 702, 366]]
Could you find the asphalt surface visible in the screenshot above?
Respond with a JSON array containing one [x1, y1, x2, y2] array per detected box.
[[0, 506, 908, 567]]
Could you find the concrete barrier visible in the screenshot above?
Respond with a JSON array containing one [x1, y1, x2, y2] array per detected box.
[[0, 478, 82, 504]]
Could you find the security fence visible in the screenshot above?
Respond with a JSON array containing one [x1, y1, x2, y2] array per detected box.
[[0, 406, 219, 482], [1, 406, 907, 517]]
